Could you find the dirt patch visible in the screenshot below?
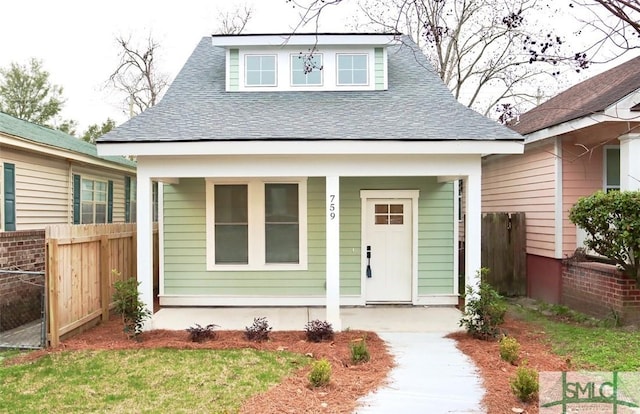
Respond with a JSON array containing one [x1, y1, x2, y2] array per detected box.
[[6, 316, 394, 414], [448, 315, 569, 413]]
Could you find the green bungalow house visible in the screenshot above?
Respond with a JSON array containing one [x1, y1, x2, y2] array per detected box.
[[97, 33, 523, 330]]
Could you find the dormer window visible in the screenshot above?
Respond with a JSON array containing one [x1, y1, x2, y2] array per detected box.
[[245, 55, 276, 86], [337, 54, 368, 85], [291, 54, 323, 86]]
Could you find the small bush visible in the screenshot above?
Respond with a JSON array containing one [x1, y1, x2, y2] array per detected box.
[[186, 323, 219, 342], [304, 320, 334, 343], [459, 269, 507, 340], [308, 358, 332, 387], [499, 336, 520, 364], [113, 276, 152, 340], [510, 363, 539, 402], [244, 317, 272, 342], [350, 338, 370, 364]]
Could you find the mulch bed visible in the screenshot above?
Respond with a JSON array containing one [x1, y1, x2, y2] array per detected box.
[[6, 315, 394, 414]]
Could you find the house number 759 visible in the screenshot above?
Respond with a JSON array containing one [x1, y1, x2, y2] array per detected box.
[[329, 194, 336, 220]]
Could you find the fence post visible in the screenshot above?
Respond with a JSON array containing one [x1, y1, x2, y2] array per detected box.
[[47, 239, 60, 348], [100, 235, 110, 322]]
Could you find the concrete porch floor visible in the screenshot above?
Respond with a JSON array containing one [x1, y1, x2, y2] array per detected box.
[[151, 305, 464, 333]]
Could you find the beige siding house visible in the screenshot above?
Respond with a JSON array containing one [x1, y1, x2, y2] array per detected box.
[[482, 55, 640, 303], [0, 112, 136, 231]]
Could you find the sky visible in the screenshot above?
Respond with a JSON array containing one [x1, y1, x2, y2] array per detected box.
[[0, 0, 635, 133]]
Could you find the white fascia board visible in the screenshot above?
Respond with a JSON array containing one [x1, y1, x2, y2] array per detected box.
[[1, 134, 136, 173], [97, 139, 524, 157], [212, 34, 399, 47], [523, 114, 610, 144]]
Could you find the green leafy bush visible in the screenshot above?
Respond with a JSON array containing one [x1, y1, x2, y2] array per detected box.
[[308, 358, 332, 387], [569, 190, 640, 282], [459, 269, 507, 340], [244, 317, 272, 342], [510, 363, 539, 402], [350, 338, 370, 364], [499, 336, 520, 364], [304, 320, 334, 343], [113, 277, 152, 340], [186, 323, 219, 342]]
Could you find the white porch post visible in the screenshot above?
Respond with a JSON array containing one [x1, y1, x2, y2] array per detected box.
[[465, 169, 482, 304], [137, 171, 154, 329], [326, 175, 342, 331], [620, 133, 640, 191]]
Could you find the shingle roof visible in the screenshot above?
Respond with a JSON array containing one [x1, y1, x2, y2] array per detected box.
[[511, 55, 640, 135], [99, 35, 522, 143], [0, 112, 136, 168]]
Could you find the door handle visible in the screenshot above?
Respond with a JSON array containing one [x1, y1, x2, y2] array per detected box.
[[366, 246, 372, 278]]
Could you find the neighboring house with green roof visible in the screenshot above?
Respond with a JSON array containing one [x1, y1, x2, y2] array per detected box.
[[97, 33, 523, 329], [0, 111, 137, 231]]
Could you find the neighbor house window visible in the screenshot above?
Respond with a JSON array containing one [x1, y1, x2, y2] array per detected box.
[[206, 179, 307, 270], [245, 55, 276, 86], [125, 176, 137, 223], [291, 54, 323, 86], [604, 146, 620, 192], [337, 54, 368, 85], [81, 179, 108, 224]]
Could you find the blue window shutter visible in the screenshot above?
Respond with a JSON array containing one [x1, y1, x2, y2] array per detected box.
[[3, 163, 16, 231], [107, 180, 113, 223], [124, 176, 131, 223], [72, 174, 81, 224]]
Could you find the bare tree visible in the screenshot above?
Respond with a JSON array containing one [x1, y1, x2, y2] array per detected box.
[[216, 4, 253, 34], [108, 35, 169, 117]]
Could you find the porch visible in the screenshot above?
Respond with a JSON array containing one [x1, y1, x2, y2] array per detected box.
[[151, 305, 463, 333]]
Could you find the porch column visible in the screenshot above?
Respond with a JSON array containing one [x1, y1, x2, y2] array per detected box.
[[620, 133, 640, 191], [137, 172, 154, 329], [465, 169, 482, 304], [326, 175, 342, 331]]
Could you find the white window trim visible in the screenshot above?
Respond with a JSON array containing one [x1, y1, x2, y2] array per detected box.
[[290, 53, 323, 87], [244, 54, 277, 87], [336, 53, 369, 86], [603, 145, 620, 191], [81, 177, 108, 224], [205, 178, 308, 271]]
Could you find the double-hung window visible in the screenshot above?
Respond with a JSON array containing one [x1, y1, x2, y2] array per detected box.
[[81, 179, 108, 224], [291, 54, 323, 86], [206, 179, 307, 270], [337, 54, 368, 85], [604, 146, 620, 192], [245, 55, 276, 86]]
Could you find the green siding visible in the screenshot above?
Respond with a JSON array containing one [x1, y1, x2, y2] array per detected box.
[[374, 48, 385, 90], [162, 176, 454, 297], [229, 49, 239, 91]]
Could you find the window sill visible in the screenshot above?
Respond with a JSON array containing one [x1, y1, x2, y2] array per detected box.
[[207, 263, 308, 272]]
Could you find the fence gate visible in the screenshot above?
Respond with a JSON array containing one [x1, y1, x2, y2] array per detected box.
[[0, 270, 46, 349], [481, 212, 527, 296]]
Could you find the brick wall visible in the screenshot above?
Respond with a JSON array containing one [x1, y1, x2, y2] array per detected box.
[[0, 230, 45, 331], [562, 261, 640, 325]]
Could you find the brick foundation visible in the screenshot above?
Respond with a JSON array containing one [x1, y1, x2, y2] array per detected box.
[[0, 230, 45, 331], [562, 261, 640, 325]]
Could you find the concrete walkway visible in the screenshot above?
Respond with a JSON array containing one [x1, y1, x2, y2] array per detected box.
[[355, 332, 485, 413]]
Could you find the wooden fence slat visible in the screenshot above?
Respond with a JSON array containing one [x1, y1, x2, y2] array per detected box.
[[47, 239, 60, 347], [100, 235, 110, 322]]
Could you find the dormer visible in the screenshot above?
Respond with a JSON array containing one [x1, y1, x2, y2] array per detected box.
[[212, 33, 399, 92]]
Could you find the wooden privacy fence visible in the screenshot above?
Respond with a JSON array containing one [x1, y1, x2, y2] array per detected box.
[[46, 224, 137, 347], [481, 212, 527, 296]]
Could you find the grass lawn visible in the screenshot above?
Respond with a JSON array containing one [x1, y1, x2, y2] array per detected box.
[[0, 348, 309, 414], [511, 303, 640, 371]]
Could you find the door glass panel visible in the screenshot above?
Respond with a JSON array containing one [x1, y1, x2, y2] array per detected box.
[[375, 204, 388, 214], [390, 214, 403, 225], [390, 204, 403, 214], [375, 215, 388, 225]]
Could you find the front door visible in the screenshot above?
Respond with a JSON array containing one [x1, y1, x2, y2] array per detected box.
[[364, 198, 413, 302]]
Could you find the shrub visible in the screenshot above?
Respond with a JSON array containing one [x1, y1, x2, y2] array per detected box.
[[499, 336, 520, 364], [113, 277, 152, 340], [459, 269, 507, 340], [244, 317, 272, 342], [308, 358, 332, 387], [350, 338, 370, 364], [510, 363, 539, 402], [304, 320, 334, 343], [186, 323, 219, 342], [569, 190, 640, 282]]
